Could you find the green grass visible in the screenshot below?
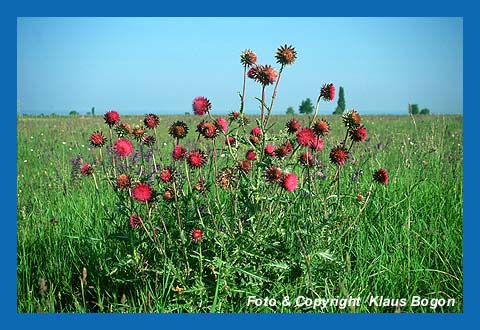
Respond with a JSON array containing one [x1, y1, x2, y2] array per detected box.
[[17, 114, 463, 313]]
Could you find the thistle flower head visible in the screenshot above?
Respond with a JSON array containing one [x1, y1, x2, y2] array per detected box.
[[286, 118, 301, 134], [191, 228, 203, 243], [132, 125, 146, 140], [192, 96, 212, 115], [320, 83, 335, 101], [350, 126, 368, 142], [116, 174, 131, 189], [342, 109, 362, 128], [296, 128, 315, 147], [169, 121, 189, 139], [81, 163, 93, 176], [329, 146, 349, 166], [129, 214, 143, 228], [251, 126, 262, 137], [240, 49, 257, 66], [141, 134, 156, 147], [132, 182, 152, 202], [216, 117, 228, 133], [197, 121, 219, 139], [265, 144, 276, 157], [246, 149, 256, 161], [89, 131, 105, 147], [373, 168, 389, 185], [115, 122, 132, 137], [104, 110, 120, 127], [313, 119, 330, 136], [265, 166, 283, 183], [113, 139, 134, 158], [275, 44, 297, 66], [159, 167, 174, 183], [216, 167, 236, 190], [299, 152, 314, 167], [172, 145, 186, 161], [187, 149, 207, 168], [238, 160, 252, 172], [144, 113, 159, 129], [282, 173, 298, 192]]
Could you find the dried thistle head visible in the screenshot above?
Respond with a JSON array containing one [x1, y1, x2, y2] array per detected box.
[[240, 49, 257, 66], [275, 44, 297, 66], [216, 167, 237, 190]]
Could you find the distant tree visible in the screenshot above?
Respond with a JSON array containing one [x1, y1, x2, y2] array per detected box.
[[69, 110, 79, 116], [409, 104, 419, 115], [299, 98, 314, 115], [286, 106, 295, 115], [185, 112, 190, 116], [420, 108, 430, 115], [333, 86, 345, 114], [91, 107, 95, 116], [86, 111, 91, 116]]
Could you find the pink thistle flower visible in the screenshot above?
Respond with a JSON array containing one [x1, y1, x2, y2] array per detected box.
[[113, 139, 134, 158], [81, 163, 93, 176], [143, 113, 159, 129], [246, 149, 257, 161], [132, 183, 152, 202], [159, 168, 174, 183], [310, 136, 324, 151], [192, 96, 212, 115], [216, 117, 228, 133], [286, 118, 301, 134], [191, 228, 203, 243], [350, 126, 368, 142], [187, 149, 207, 169], [265, 144, 276, 157], [104, 110, 120, 127], [373, 168, 389, 185], [251, 126, 262, 137], [129, 214, 143, 228], [282, 173, 298, 192], [172, 145, 186, 161], [296, 128, 315, 147], [320, 83, 335, 101]]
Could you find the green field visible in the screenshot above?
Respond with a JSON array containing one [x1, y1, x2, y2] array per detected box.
[[17, 114, 463, 313]]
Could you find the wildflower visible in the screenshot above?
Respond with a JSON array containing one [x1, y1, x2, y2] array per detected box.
[[81, 163, 93, 176], [159, 168, 174, 183], [276, 141, 293, 158], [310, 136, 324, 151], [225, 136, 236, 147], [357, 194, 364, 201], [342, 110, 362, 128], [275, 44, 297, 66], [163, 188, 175, 202], [169, 121, 189, 139], [313, 119, 330, 136], [259, 65, 278, 86], [104, 110, 120, 127], [265, 144, 276, 157], [132, 183, 152, 202], [373, 168, 389, 185], [296, 128, 315, 147], [129, 214, 143, 228], [240, 49, 257, 66], [299, 152, 314, 167], [116, 174, 131, 189], [282, 173, 298, 192], [238, 160, 252, 172], [144, 113, 159, 129], [216, 167, 236, 189], [132, 125, 146, 140], [172, 145, 186, 161], [194, 178, 208, 193], [115, 122, 132, 137], [113, 139, 134, 157], [197, 121, 219, 139], [247, 65, 261, 80], [89, 131, 105, 147], [192, 96, 211, 115], [141, 135, 156, 147], [286, 118, 301, 134], [265, 166, 283, 183], [249, 135, 260, 145], [187, 149, 207, 168], [350, 126, 368, 142], [251, 126, 262, 137], [216, 117, 228, 133], [246, 149, 256, 161], [229, 111, 240, 121], [329, 146, 349, 166], [191, 228, 203, 243], [320, 83, 335, 101]]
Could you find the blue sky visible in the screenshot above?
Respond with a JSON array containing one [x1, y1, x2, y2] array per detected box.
[[17, 17, 463, 115]]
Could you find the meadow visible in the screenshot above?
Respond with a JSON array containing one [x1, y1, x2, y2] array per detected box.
[[17, 113, 463, 313]]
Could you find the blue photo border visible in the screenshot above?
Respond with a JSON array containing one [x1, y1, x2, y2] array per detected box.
[[4, 0, 474, 328]]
